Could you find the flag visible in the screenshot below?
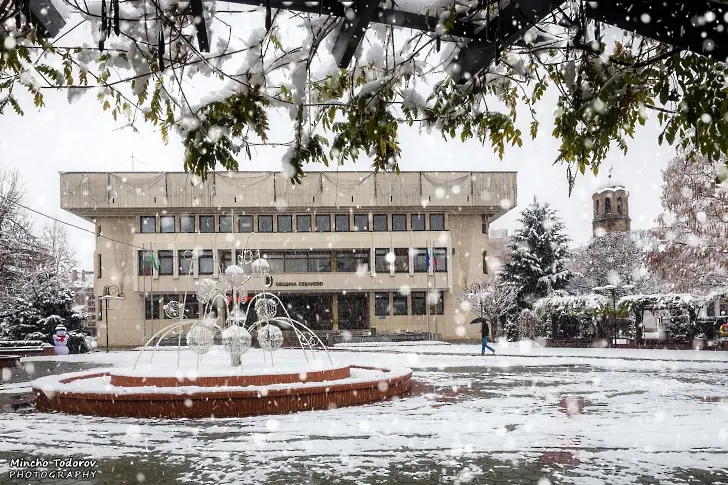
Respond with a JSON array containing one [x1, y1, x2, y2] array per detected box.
[[149, 251, 159, 271], [434, 253, 439, 272], [142, 250, 158, 275], [425, 248, 431, 271]]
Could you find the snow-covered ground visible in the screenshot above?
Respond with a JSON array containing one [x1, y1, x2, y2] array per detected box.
[[1, 343, 727, 484]]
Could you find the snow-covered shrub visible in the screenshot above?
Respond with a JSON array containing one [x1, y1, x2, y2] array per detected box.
[[517, 309, 539, 340], [502, 318, 520, 342], [67, 332, 91, 354]]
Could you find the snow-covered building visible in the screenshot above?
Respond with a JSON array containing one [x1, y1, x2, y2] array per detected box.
[[59, 171, 517, 347], [592, 181, 630, 236]]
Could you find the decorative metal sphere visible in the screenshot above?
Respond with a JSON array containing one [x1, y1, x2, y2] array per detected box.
[[196, 279, 218, 302], [258, 324, 283, 352], [255, 298, 277, 321], [186, 319, 217, 354], [222, 325, 252, 356], [163, 300, 181, 319], [223, 264, 247, 288]]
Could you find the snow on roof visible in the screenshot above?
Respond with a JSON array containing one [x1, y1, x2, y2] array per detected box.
[[534, 293, 609, 315], [618, 293, 704, 310], [593, 185, 629, 195]]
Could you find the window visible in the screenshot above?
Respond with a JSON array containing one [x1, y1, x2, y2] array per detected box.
[[308, 252, 331, 272], [200, 215, 215, 233], [392, 214, 407, 231], [184, 299, 200, 318], [140, 216, 156, 233], [158, 250, 173, 275], [138, 250, 154, 276], [373, 214, 388, 231], [258, 215, 273, 233], [218, 250, 233, 272], [335, 214, 350, 232], [238, 215, 253, 233], [219, 215, 233, 233], [483, 250, 488, 274], [179, 250, 193, 276], [605, 198, 612, 215], [393, 293, 408, 315], [430, 213, 445, 231], [411, 292, 426, 315], [285, 252, 308, 272], [594, 200, 600, 217], [316, 214, 331, 232], [263, 252, 284, 273], [353, 214, 369, 232], [375, 248, 390, 274], [413, 248, 428, 273], [145, 296, 160, 320], [278, 215, 292, 233], [297, 215, 311, 232], [429, 291, 444, 315], [180, 215, 195, 233], [433, 247, 448, 272], [96, 226, 102, 237], [160, 215, 175, 233], [394, 248, 409, 273], [335, 250, 369, 272], [97, 253, 102, 278], [482, 215, 489, 234], [617, 197, 623, 215], [411, 214, 425, 231], [375, 292, 390, 316], [198, 250, 214, 275], [98, 298, 103, 321]]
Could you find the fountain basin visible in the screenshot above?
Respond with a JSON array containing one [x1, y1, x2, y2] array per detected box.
[[32, 364, 412, 418]]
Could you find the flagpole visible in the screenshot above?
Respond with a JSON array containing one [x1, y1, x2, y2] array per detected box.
[[143, 242, 147, 343]]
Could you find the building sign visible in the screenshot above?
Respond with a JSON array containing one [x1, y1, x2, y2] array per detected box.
[[274, 281, 324, 288]]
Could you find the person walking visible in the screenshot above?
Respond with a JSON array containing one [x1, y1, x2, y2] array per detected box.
[[481, 320, 495, 355]]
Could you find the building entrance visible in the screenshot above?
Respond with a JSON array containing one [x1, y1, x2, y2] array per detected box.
[[272, 293, 333, 330], [338, 293, 369, 330]]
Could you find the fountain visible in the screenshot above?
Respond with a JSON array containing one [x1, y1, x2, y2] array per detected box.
[[31, 250, 412, 418]]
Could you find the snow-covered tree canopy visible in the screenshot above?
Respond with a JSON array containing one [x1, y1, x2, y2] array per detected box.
[[645, 153, 728, 292], [534, 292, 609, 318], [500, 198, 574, 308], [5, 1, 728, 182], [568, 231, 660, 295], [458, 279, 517, 323]]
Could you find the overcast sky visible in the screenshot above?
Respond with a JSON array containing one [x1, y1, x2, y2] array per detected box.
[[0, 19, 676, 269]]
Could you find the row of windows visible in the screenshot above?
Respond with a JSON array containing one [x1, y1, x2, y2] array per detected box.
[[374, 291, 444, 316], [102, 291, 444, 321], [138, 248, 449, 276], [137, 213, 446, 234], [594, 197, 625, 217]]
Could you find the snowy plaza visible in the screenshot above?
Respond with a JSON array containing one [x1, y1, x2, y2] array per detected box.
[[1, 342, 727, 485]]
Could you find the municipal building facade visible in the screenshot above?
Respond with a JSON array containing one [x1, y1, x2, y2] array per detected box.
[[60, 171, 517, 346]]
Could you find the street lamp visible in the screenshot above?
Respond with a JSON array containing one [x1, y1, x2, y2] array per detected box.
[[99, 285, 123, 353]]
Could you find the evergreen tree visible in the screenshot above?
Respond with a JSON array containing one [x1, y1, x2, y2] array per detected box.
[[501, 199, 574, 308], [0, 268, 89, 353]]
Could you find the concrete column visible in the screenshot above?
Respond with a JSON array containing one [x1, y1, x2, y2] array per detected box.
[[332, 293, 339, 331]]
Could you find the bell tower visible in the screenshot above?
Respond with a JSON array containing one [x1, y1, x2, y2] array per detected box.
[[592, 169, 630, 237]]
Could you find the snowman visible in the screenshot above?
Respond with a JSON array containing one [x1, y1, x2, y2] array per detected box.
[[53, 325, 69, 355]]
